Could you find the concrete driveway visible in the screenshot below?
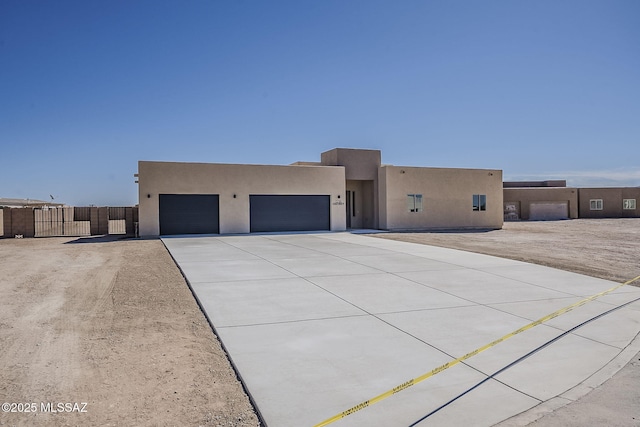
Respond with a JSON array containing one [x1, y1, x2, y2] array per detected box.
[[162, 233, 640, 427]]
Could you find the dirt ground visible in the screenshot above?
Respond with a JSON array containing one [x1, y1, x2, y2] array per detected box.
[[372, 218, 640, 426], [0, 236, 260, 427], [373, 218, 640, 284], [1, 219, 638, 427]]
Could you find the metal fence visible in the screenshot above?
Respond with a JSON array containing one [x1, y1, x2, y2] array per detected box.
[[34, 207, 91, 237]]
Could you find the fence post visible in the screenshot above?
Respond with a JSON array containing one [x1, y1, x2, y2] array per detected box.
[[3, 208, 11, 237], [90, 207, 98, 235], [98, 207, 109, 234], [10, 208, 35, 238]]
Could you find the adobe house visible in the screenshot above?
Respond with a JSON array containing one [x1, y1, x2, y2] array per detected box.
[[503, 180, 579, 221], [136, 148, 503, 236], [502, 181, 640, 221]]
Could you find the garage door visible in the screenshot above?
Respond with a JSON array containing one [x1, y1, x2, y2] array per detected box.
[[159, 194, 219, 235], [250, 195, 330, 232], [529, 202, 568, 221]]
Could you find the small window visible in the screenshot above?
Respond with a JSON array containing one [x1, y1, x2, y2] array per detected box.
[[407, 194, 423, 212], [473, 194, 487, 211], [623, 199, 636, 210], [590, 199, 603, 210]]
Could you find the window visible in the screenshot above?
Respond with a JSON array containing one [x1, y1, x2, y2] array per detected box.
[[407, 194, 423, 212], [473, 194, 487, 211], [350, 191, 356, 217], [623, 199, 636, 210], [590, 199, 603, 210]]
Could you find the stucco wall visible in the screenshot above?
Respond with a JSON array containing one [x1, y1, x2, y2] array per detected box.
[[503, 187, 579, 220], [378, 166, 503, 230], [138, 161, 347, 236], [321, 148, 381, 180], [578, 188, 640, 218]]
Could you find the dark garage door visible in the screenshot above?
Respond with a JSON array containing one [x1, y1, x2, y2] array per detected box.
[[250, 195, 330, 232], [159, 194, 219, 235]]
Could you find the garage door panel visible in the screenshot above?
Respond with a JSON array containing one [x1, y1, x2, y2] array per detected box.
[[529, 202, 568, 221], [159, 194, 219, 235], [250, 195, 330, 232]]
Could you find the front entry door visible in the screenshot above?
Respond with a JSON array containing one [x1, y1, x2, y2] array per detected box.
[[345, 190, 356, 229]]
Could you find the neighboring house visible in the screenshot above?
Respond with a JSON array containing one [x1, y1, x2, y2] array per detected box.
[[503, 181, 579, 221], [137, 148, 504, 236], [502, 182, 640, 221]]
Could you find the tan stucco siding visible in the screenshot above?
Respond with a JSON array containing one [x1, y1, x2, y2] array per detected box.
[[378, 166, 503, 230], [377, 168, 388, 229], [578, 188, 640, 218], [321, 148, 381, 180], [138, 161, 346, 236]]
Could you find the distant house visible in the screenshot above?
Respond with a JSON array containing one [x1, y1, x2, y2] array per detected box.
[[136, 148, 504, 236], [503, 182, 640, 220], [503, 181, 579, 221]]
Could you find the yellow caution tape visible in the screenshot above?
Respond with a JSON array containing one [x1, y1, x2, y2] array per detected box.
[[313, 275, 640, 427]]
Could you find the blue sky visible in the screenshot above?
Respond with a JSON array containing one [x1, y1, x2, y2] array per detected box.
[[1, 0, 639, 206]]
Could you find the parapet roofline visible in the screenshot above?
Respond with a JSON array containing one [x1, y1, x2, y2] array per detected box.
[[138, 160, 343, 168]]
